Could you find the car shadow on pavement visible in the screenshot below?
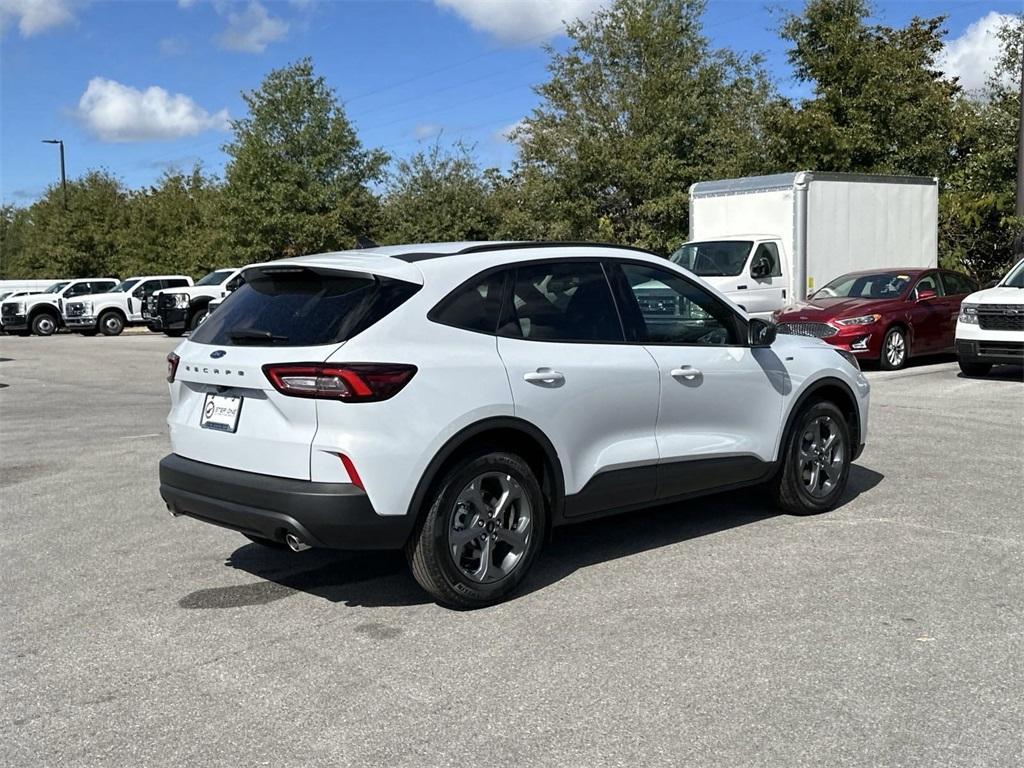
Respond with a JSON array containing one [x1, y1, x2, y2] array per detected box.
[[196, 464, 884, 610], [956, 365, 1023, 382]]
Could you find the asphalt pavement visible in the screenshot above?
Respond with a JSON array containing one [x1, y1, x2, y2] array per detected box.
[[1, 333, 1022, 767]]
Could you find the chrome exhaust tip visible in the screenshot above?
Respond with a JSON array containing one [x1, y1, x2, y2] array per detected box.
[[285, 533, 310, 552]]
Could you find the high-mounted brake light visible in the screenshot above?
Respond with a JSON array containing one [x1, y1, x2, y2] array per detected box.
[[167, 352, 180, 383], [263, 363, 417, 402]]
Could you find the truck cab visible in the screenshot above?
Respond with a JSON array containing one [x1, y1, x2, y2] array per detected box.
[[149, 267, 247, 337], [669, 236, 787, 320], [64, 275, 193, 336], [0, 278, 118, 336]]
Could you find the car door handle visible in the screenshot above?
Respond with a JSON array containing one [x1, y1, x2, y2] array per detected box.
[[670, 366, 702, 381], [523, 368, 565, 386]]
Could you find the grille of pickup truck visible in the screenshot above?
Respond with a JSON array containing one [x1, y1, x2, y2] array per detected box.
[[777, 322, 837, 338], [1, 304, 17, 318], [977, 305, 1024, 332]]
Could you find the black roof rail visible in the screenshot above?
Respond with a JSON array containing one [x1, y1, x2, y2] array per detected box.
[[456, 241, 664, 257]]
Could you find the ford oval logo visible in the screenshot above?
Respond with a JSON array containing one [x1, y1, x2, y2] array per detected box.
[[210, 350, 227, 359]]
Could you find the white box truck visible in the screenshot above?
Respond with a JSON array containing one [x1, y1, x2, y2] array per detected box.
[[673, 171, 938, 319]]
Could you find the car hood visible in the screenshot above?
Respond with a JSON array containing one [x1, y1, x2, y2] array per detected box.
[[776, 297, 899, 322], [963, 286, 1024, 305]]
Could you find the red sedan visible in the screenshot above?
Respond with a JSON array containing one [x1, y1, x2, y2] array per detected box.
[[773, 268, 978, 370]]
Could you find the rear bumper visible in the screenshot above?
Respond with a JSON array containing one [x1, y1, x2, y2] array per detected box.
[[956, 338, 1024, 366], [159, 454, 415, 550]]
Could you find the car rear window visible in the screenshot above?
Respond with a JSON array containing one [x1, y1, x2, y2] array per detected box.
[[190, 267, 420, 347]]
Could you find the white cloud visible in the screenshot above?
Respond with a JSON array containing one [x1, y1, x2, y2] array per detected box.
[[433, 0, 610, 44], [77, 77, 230, 143], [495, 119, 528, 144], [0, 0, 76, 36], [413, 123, 443, 139], [939, 12, 1014, 93], [217, 0, 288, 53], [158, 36, 187, 56]]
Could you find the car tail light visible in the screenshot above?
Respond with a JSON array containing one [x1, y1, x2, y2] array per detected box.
[[262, 363, 417, 402], [167, 352, 180, 383]]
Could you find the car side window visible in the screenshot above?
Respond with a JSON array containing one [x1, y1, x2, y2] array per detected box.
[[940, 272, 976, 296], [615, 263, 742, 346], [166, 279, 189, 289], [64, 283, 89, 298], [751, 242, 782, 278], [499, 261, 623, 343], [226, 275, 245, 292], [431, 270, 507, 334], [911, 273, 943, 299]]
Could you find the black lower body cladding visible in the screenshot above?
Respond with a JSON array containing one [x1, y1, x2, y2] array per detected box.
[[159, 454, 416, 550]]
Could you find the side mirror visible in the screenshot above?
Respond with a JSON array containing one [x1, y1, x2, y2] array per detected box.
[[750, 258, 771, 279], [748, 318, 777, 347], [916, 288, 937, 302]]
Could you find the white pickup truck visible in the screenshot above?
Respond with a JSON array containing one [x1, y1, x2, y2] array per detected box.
[[148, 267, 247, 337], [0, 278, 118, 336], [63, 275, 192, 336], [673, 172, 939, 319], [955, 257, 1024, 376]]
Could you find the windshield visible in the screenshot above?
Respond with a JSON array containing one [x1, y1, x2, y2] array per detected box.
[[195, 269, 234, 286], [1002, 259, 1024, 288], [670, 241, 753, 276], [44, 281, 70, 294], [813, 272, 912, 299], [110, 279, 140, 293]]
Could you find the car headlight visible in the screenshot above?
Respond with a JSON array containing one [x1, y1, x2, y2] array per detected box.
[[958, 303, 978, 324], [172, 294, 189, 309], [835, 314, 881, 326], [80, 300, 93, 315], [12, 302, 26, 313], [834, 348, 861, 370]]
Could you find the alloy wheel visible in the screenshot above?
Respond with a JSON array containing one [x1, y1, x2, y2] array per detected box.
[[798, 415, 845, 498], [447, 472, 533, 584], [885, 331, 906, 368]]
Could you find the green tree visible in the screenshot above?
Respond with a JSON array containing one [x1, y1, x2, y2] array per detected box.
[[0, 205, 32, 278], [120, 166, 227, 277], [765, 0, 959, 176], [516, 0, 772, 253], [381, 142, 502, 243], [221, 58, 388, 261], [18, 171, 130, 278]]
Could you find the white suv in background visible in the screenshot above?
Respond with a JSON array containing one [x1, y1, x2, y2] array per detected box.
[[159, 242, 870, 609], [64, 275, 192, 336], [956, 258, 1024, 376]]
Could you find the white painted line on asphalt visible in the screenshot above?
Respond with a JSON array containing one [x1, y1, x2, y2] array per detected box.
[[122, 433, 162, 440]]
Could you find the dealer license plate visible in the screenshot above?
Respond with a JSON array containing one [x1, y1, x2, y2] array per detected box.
[[200, 393, 242, 433]]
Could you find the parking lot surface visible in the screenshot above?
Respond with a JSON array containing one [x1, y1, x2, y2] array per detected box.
[[2, 333, 1022, 767]]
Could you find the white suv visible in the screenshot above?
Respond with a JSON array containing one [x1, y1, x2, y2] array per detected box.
[[159, 242, 870, 608], [956, 258, 1024, 376]]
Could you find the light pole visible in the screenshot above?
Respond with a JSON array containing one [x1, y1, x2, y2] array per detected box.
[[41, 139, 67, 210]]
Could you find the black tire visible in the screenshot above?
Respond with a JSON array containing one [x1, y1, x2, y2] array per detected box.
[[771, 400, 852, 515], [31, 313, 59, 336], [98, 311, 125, 336], [80, 330, 98, 337], [880, 326, 908, 370], [164, 329, 185, 338], [957, 358, 991, 377], [406, 451, 546, 609], [243, 534, 289, 550], [189, 309, 209, 331]]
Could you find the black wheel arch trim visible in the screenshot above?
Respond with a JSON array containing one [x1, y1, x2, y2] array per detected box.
[[407, 416, 566, 526], [779, 377, 862, 462]]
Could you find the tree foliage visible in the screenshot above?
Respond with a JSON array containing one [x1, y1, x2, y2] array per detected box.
[[1, 5, 1020, 282], [220, 58, 387, 262]]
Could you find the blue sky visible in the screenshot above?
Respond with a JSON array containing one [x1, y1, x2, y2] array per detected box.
[[0, 0, 1016, 204]]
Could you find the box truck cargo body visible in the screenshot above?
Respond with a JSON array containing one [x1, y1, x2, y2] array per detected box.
[[674, 172, 938, 319]]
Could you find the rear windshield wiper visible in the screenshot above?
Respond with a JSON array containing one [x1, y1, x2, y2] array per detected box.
[[227, 328, 289, 344]]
